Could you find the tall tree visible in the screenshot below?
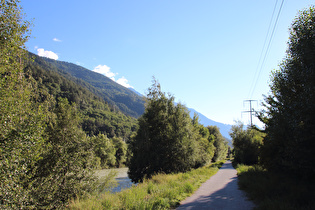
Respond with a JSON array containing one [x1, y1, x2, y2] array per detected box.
[[259, 6, 315, 177], [192, 114, 215, 167], [207, 126, 228, 162], [112, 137, 128, 167], [128, 79, 201, 182], [0, 1, 48, 208], [31, 98, 97, 208]]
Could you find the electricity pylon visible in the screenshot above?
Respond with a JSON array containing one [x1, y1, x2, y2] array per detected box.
[[242, 100, 257, 127]]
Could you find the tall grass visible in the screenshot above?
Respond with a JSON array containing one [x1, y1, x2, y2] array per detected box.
[[236, 164, 315, 210], [69, 161, 225, 209]]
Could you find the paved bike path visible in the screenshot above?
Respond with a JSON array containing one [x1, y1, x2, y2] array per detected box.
[[177, 161, 255, 210]]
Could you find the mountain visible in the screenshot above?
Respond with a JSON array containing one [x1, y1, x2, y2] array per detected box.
[[31, 53, 145, 118], [30, 53, 233, 145], [26, 53, 138, 138], [129, 88, 144, 97], [188, 108, 233, 147]]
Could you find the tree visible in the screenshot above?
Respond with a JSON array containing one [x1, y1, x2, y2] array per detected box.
[[230, 122, 264, 165], [91, 134, 116, 168], [31, 98, 97, 208], [192, 114, 215, 167], [259, 6, 315, 177], [128, 79, 201, 182], [112, 137, 128, 167], [207, 126, 228, 162], [0, 1, 48, 208]]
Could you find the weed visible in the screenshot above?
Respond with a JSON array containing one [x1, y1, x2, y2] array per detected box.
[[235, 164, 315, 210], [69, 160, 225, 209]]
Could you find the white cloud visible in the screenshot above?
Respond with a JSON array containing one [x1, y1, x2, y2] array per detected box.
[[37, 48, 58, 60], [53, 38, 62, 42], [117, 76, 133, 88], [76, 61, 83, 66], [93, 64, 133, 88], [93, 64, 117, 80]]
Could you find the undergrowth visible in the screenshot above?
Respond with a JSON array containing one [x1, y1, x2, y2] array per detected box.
[[236, 164, 315, 210], [69, 160, 225, 209]]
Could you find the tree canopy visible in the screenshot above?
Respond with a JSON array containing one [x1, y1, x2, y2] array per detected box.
[[128, 79, 216, 182], [259, 6, 315, 178], [230, 122, 264, 165]]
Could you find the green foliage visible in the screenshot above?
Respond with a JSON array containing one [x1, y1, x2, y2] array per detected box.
[[259, 6, 315, 178], [207, 126, 229, 162], [30, 98, 97, 208], [192, 114, 215, 167], [33, 55, 145, 118], [235, 164, 315, 210], [25, 55, 138, 140], [90, 134, 116, 168], [1, 0, 134, 208], [90, 135, 128, 169], [69, 161, 225, 210], [112, 137, 128, 167], [128, 79, 212, 182], [230, 122, 264, 165], [0, 0, 47, 208]]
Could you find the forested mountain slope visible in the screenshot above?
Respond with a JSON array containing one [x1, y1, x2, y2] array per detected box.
[[25, 53, 138, 139], [29, 52, 145, 118], [28, 52, 232, 141]]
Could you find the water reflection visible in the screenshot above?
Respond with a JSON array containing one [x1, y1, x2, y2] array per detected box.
[[95, 168, 135, 193], [110, 176, 134, 193]]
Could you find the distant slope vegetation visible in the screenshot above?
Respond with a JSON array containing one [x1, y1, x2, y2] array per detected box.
[[30, 53, 145, 118], [25, 53, 138, 139], [29, 52, 233, 142]]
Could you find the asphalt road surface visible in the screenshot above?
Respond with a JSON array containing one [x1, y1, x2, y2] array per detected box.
[[177, 161, 255, 210]]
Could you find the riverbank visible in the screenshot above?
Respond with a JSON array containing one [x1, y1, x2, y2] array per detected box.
[[69, 161, 225, 209]]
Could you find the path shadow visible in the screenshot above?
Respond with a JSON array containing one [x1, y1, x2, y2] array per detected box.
[[177, 163, 254, 210]]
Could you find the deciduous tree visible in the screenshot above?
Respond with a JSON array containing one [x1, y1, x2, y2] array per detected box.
[[0, 1, 47, 208], [207, 126, 228, 162], [128, 79, 201, 182], [230, 122, 264, 165], [259, 6, 315, 177]]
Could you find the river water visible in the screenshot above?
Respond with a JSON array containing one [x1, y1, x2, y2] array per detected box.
[[94, 168, 134, 193]]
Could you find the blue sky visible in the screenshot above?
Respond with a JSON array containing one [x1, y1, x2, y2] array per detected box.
[[21, 0, 313, 126]]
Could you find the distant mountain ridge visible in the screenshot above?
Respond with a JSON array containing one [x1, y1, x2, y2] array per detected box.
[[31, 53, 145, 118], [187, 108, 233, 146], [32, 53, 232, 144]]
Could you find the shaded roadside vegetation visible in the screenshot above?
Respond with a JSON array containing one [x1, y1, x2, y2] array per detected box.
[[230, 6, 315, 210], [235, 164, 315, 210], [69, 161, 225, 209]]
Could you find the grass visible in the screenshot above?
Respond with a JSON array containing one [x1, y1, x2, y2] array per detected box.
[[235, 164, 315, 210], [68, 160, 225, 209]]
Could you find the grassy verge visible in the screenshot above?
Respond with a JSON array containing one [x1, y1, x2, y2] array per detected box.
[[235, 164, 315, 210], [69, 161, 225, 209]]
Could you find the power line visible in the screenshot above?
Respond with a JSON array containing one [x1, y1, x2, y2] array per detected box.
[[248, 0, 279, 99], [248, 0, 285, 99]]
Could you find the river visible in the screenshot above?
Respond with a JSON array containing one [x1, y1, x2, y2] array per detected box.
[[94, 168, 134, 193]]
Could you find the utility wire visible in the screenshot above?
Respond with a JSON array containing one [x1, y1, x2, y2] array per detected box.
[[248, 0, 285, 99], [247, 0, 278, 99]]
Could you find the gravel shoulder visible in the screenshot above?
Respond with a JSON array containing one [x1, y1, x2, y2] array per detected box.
[[177, 160, 255, 210]]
